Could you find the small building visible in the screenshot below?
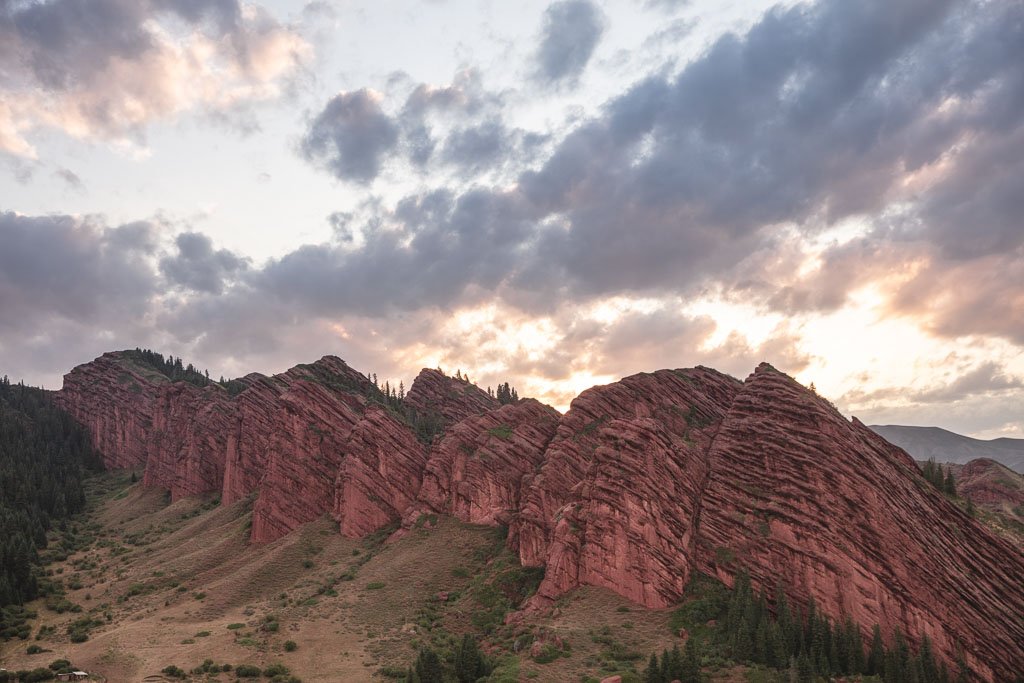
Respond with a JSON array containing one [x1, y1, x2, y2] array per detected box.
[[57, 673, 89, 681]]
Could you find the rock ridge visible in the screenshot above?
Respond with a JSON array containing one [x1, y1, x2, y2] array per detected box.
[[55, 352, 1024, 680]]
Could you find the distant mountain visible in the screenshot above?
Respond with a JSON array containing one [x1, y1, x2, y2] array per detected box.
[[870, 425, 1024, 473]]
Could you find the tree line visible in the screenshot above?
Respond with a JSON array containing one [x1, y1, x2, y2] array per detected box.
[[124, 348, 214, 388], [654, 571, 973, 683]]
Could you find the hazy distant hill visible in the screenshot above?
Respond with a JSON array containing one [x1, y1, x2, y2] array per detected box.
[[871, 425, 1024, 473]]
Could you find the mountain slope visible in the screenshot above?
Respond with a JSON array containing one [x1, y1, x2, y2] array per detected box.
[[871, 424, 1024, 473], [51, 351, 1024, 680]]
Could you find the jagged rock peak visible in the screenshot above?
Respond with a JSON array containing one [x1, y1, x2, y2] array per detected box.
[[404, 367, 500, 424]]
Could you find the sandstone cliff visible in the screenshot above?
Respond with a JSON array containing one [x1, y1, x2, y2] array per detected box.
[[408, 398, 561, 528], [56, 352, 1024, 680]]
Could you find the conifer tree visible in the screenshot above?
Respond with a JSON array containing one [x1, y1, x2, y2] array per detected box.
[[868, 624, 886, 675], [944, 469, 957, 496], [643, 653, 660, 683], [413, 648, 443, 683]]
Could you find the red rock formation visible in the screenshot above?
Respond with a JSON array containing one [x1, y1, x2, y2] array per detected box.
[[334, 405, 429, 538], [689, 365, 1024, 682], [144, 382, 235, 501], [56, 351, 1024, 679], [404, 368, 498, 426], [513, 368, 742, 570], [249, 378, 365, 542], [515, 363, 1024, 680], [58, 352, 434, 543], [56, 351, 166, 470], [955, 458, 1024, 508], [408, 399, 560, 528]]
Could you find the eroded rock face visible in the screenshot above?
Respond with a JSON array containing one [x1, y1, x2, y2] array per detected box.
[[56, 352, 166, 470], [409, 399, 560, 528], [513, 368, 742, 571], [334, 405, 429, 538], [404, 368, 498, 426], [683, 365, 1023, 682], [58, 352, 434, 543], [516, 363, 1024, 680], [144, 382, 236, 501], [956, 458, 1024, 508]]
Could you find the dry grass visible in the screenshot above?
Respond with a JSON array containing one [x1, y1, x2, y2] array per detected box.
[[0, 470, 759, 682]]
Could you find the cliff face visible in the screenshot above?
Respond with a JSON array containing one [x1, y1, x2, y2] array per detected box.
[[404, 368, 499, 425], [409, 398, 561, 528], [56, 352, 1024, 680], [694, 365, 1024, 682], [56, 352, 166, 470], [522, 368, 743, 608], [513, 368, 742, 571]]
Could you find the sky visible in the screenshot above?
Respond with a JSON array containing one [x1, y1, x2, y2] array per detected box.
[[1, 0, 1022, 439]]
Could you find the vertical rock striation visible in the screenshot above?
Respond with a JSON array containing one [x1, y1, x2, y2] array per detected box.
[[408, 398, 561, 528]]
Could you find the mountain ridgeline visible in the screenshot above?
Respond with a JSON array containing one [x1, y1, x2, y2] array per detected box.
[[50, 350, 1024, 680]]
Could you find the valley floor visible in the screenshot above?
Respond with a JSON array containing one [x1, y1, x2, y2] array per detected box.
[[0, 471, 687, 682]]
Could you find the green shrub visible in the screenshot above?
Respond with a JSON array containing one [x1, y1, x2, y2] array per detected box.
[[161, 665, 187, 679], [365, 582, 385, 590], [235, 663, 262, 677], [284, 640, 297, 652], [227, 622, 246, 629], [263, 663, 289, 676], [47, 660, 71, 672], [27, 644, 44, 654]]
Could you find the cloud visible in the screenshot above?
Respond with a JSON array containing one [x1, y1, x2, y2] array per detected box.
[[54, 167, 83, 190], [159, 231, 249, 294], [300, 89, 399, 183], [0, 212, 158, 330], [0, 0, 310, 157], [533, 0, 606, 87], [440, 120, 515, 174]]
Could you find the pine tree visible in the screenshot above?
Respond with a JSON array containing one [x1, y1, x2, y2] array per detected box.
[[413, 648, 443, 683], [944, 469, 957, 496], [868, 624, 885, 675], [643, 652, 660, 683], [454, 634, 490, 682], [681, 637, 700, 683]]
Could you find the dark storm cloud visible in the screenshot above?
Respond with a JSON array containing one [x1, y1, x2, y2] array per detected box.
[[159, 232, 249, 294], [0, 212, 158, 329], [246, 187, 539, 316], [533, 0, 606, 86], [913, 362, 1024, 404], [300, 89, 400, 183]]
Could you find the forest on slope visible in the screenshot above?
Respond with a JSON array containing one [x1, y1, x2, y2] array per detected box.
[[0, 376, 98, 608]]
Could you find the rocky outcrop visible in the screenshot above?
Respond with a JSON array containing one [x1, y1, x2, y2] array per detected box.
[[955, 458, 1024, 508], [513, 368, 742, 571], [334, 405, 429, 537], [144, 382, 236, 501], [513, 364, 1024, 680], [404, 368, 498, 426], [56, 352, 167, 470], [408, 399, 560, 528], [58, 352, 435, 543]]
